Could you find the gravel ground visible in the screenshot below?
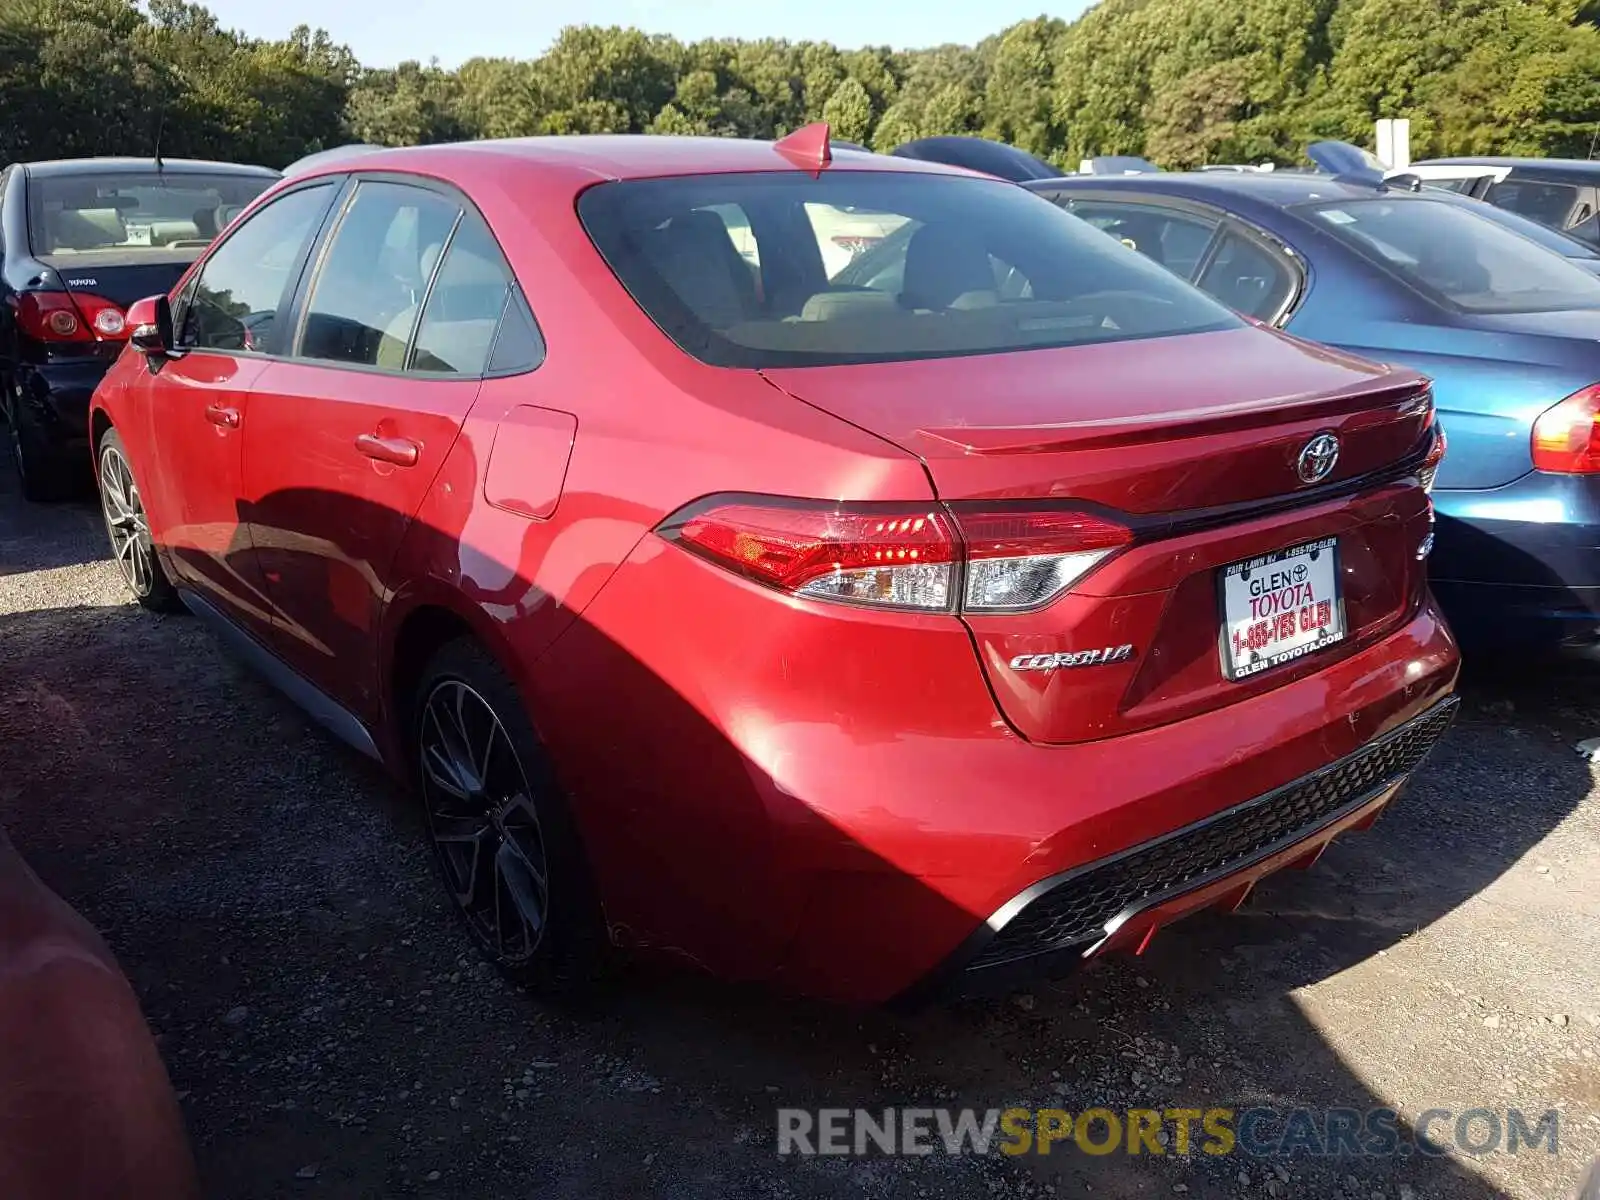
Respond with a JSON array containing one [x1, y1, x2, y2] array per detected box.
[[1, 450, 1597, 1200]]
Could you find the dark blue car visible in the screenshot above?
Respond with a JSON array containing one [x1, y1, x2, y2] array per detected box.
[[1009, 169, 1600, 655]]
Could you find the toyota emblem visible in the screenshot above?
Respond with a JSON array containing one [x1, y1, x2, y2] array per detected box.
[[1296, 433, 1340, 484]]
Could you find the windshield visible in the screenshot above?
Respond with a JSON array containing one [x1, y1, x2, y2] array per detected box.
[[27, 171, 273, 256], [577, 172, 1240, 369], [1302, 196, 1600, 313]]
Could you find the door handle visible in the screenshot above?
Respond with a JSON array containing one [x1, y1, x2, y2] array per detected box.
[[355, 432, 420, 467], [204, 403, 240, 428]]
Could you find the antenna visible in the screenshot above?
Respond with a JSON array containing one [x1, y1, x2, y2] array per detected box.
[[774, 122, 832, 174], [154, 103, 166, 174]]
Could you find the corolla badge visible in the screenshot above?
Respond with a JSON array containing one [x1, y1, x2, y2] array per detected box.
[[1010, 644, 1135, 672], [1296, 433, 1341, 484]]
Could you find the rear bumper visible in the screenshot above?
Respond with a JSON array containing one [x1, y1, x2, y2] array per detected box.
[[769, 599, 1458, 1004], [1432, 471, 1600, 649], [10, 356, 111, 464], [541, 536, 1459, 1006], [901, 696, 1458, 1003]]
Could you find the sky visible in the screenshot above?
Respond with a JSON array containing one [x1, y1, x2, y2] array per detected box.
[[199, 0, 1097, 68]]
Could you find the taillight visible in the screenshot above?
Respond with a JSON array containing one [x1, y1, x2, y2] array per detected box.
[[665, 501, 958, 610], [1419, 423, 1446, 493], [660, 498, 1132, 613], [954, 509, 1132, 612], [14, 291, 127, 344], [1532, 385, 1600, 473]]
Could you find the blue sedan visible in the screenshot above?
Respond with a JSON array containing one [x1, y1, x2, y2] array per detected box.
[[1014, 170, 1600, 656]]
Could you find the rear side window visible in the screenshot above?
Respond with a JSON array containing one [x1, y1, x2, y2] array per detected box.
[[297, 180, 461, 369], [180, 184, 335, 354], [1196, 231, 1297, 321], [410, 215, 515, 375], [1305, 197, 1600, 314], [577, 172, 1240, 369], [1486, 179, 1581, 227]]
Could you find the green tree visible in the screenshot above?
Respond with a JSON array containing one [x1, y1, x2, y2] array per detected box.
[[820, 76, 873, 144]]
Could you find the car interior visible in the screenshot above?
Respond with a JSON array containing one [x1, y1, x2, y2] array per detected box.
[[35, 191, 244, 253], [624, 196, 1198, 358]]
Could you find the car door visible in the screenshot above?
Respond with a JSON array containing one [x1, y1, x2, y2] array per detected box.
[[241, 176, 506, 723], [138, 180, 339, 638]]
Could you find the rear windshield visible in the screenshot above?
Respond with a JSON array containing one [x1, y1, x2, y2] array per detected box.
[[1462, 199, 1600, 261], [1303, 196, 1600, 313], [577, 171, 1241, 368], [27, 171, 274, 256]]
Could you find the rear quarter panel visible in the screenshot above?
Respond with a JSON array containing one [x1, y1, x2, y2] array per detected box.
[[1290, 317, 1599, 490], [378, 160, 935, 739]]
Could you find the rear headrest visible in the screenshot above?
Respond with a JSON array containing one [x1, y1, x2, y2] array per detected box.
[[900, 222, 996, 310], [640, 210, 757, 327], [51, 208, 127, 250], [421, 242, 444, 281]]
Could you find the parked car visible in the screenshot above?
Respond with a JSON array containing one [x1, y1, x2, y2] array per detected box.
[[1019, 167, 1600, 655], [90, 129, 1456, 1004], [1302, 142, 1600, 273], [889, 136, 1061, 183], [281, 143, 385, 177], [0, 825, 198, 1198], [0, 156, 279, 499], [1409, 156, 1600, 247]]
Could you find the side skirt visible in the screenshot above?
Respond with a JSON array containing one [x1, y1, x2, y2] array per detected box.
[[179, 588, 382, 763]]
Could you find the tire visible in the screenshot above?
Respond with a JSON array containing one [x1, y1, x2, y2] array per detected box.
[[9, 400, 73, 503], [95, 428, 182, 612], [410, 638, 608, 999]]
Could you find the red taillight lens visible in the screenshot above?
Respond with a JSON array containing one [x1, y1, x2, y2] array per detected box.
[[1532, 386, 1600, 473], [662, 498, 1132, 613], [1419, 423, 1447, 492], [16, 292, 90, 342], [953, 509, 1133, 612], [667, 502, 958, 610], [14, 291, 127, 344]]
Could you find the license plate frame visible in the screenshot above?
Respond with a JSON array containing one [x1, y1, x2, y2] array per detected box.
[[1218, 536, 1346, 682]]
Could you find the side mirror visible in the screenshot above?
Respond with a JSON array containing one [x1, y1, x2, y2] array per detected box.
[[127, 294, 175, 357]]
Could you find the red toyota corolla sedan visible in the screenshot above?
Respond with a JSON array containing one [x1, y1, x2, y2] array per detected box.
[[88, 128, 1459, 1004]]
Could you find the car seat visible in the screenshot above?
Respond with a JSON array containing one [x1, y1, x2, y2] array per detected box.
[[639, 210, 759, 328], [899, 222, 999, 311]]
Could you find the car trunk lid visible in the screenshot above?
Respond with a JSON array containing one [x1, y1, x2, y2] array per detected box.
[[39, 250, 202, 308], [761, 326, 1437, 743]]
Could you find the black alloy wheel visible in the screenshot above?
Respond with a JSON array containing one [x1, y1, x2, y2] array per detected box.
[[418, 676, 552, 964], [412, 639, 606, 996]]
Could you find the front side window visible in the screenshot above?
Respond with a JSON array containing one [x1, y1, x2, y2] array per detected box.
[[298, 180, 462, 369], [578, 172, 1240, 368], [28, 171, 273, 254], [1304, 196, 1600, 314], [1066, 201, 1221, 280], [180, 184, 335, 354]]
